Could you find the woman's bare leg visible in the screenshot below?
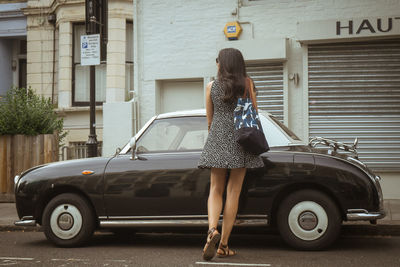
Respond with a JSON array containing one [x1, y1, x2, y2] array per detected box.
[[220, 167, 246, 245], [208, 168, 227, 230]]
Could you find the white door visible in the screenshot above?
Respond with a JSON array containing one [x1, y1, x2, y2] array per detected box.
[[159, 80, 204, 113]]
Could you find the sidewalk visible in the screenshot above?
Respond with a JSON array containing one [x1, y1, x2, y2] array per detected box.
[[1, 200, 400, 234]]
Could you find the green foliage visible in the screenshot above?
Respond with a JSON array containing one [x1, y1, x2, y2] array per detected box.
[[0, 86, 67, 145]]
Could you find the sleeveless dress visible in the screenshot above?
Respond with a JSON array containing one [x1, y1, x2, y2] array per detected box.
[[198, 80, 264, 169]]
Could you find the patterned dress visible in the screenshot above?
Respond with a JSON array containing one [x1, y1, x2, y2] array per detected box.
[[198, 80, 264, 169]]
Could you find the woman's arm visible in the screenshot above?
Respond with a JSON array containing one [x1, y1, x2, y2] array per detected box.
[[249, 78, 258, 111], [205, 81, 214, 131]]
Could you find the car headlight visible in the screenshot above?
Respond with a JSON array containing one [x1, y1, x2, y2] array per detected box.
[[373, 175, 384, 211], [14, 175, 20, 190]]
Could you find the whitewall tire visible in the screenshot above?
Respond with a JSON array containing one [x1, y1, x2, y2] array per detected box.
[[277, 189, 342, 250], [42, 193, 95, 247]]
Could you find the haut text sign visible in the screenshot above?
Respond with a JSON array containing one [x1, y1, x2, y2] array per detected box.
[[297, 16, 400, 43]]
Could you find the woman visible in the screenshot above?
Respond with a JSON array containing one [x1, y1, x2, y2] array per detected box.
[[198, 48, 264, 261]]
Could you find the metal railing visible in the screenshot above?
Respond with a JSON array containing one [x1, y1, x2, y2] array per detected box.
[[60, 141, 103, 161]]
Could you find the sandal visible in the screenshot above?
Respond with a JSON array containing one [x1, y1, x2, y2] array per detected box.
[[202, 227, 221, 261], [217, 243, 237, 258]]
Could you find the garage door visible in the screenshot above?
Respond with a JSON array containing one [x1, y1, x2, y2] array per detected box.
[[159, 79, 204, 114], [246, 62, 284, 122], [308, 39, 400, 170]]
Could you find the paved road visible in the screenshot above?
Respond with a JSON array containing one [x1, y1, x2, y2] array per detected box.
[[0, 231, 399, 267]]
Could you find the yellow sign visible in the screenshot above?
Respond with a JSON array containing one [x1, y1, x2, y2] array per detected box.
[[224, 21, 242, 40]]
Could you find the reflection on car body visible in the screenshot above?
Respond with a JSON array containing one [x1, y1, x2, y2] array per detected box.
[[14, 109, 385, 250]]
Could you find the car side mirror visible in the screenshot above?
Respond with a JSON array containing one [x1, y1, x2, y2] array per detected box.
[[130, 137, 137, 160], [114, 147, 122, 156]]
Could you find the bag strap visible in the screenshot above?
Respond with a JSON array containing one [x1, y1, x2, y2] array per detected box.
[[243, 77, 258, 111]]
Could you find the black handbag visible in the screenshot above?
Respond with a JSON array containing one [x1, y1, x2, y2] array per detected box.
[[233, 79, 269, 155]]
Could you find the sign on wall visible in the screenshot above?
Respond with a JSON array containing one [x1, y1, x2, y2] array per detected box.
[[224, 21, 242, 40], [297, 15, 400, 43], [81, 34, 100, 66]]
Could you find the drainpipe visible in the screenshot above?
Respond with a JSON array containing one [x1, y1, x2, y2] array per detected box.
[[48, 14, 56, 104], [235, 0, 254, 38], [133, 0, 140, 131]]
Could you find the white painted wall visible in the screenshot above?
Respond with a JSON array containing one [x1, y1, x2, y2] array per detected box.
[[135, 0, 399, 133], [103, 101, 136, 156], [133, 0, 400, 198]]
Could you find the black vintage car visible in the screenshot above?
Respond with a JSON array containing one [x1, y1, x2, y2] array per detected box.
[[14, 109, 385, 250]]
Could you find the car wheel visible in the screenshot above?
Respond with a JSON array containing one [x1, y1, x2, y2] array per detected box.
[[42, 193, 95, 247], [277, 189, 341, 250]]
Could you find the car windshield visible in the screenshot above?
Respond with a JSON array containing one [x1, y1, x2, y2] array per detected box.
[[269, 116, 301, 141], [120, 112, 302, 154], [135, 116, 208, 153]]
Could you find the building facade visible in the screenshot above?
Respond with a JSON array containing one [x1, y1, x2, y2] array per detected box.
[[0, 1, 27, 99], [132, 0, 400, 198], [23, 0, 134, 158], [23, 0, 400, 198]]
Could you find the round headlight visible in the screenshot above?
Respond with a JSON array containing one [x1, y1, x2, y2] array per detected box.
[[14, 175, 21, 190], [14, 175, 20, 185]]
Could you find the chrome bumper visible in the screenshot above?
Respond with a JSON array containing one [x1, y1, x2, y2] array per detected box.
[[346, 174, 387, 221], [346, 209, 386, 221], [14, 216, 37, 227]]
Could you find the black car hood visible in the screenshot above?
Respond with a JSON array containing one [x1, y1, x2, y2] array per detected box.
[[20, 156, 113, 179], [269, 145, 373, 172]]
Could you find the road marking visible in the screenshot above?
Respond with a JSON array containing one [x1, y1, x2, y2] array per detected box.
[[0, 257, 34, 261], [195, 262, 271, 266], [51, 258, 89, 262]]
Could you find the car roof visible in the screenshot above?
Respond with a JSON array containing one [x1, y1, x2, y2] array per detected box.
[[156, 109, 273, 119], [156, 109, 206, 119]]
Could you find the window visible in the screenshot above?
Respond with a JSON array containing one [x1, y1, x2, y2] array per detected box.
[[126, 21, 133, 100], [136, 117, 208, 153], [19, 40, 27, 89], [73, 23, 106, 106]]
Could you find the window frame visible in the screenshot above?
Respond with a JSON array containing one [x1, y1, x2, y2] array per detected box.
[[135, 117, 208, 154]]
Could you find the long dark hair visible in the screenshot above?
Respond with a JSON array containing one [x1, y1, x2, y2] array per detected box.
[[217, 48, 249, 103]]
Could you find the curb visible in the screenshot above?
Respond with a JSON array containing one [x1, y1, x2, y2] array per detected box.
[[341, 224, 400, 236], [0, 225, 41, 232]]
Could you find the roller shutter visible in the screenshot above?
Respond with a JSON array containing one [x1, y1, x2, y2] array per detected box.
[[246, 62, 284, 122], [308, 39, 400, 170]]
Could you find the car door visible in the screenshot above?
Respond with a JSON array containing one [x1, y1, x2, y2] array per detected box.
[[103, 116, 210, 217]]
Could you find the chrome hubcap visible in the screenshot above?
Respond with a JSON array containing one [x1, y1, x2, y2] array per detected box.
[[298, 211, 318, 230], [58, 213, 74, 231], [50, 204, 82, 240], [288, 201, 328, 241]]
